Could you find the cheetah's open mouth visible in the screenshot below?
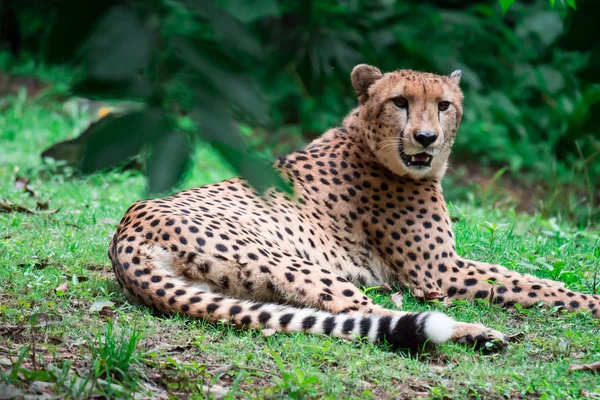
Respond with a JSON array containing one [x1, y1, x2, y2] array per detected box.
[[400, 152, 433, 168]]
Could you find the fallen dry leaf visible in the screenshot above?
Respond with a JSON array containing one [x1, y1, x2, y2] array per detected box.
[[379, 283, 393, 292], [201, 384, 228, 399], [261, 328, 277, 337], [99, 308, 116, 319], [390, 292, 404, 308], [423, 291, 445, 301], [208, 364, 236, 375], [0, 199, 57, 214], [569, 361, 600, 373], [36, 200, 49, 210], [14, 176, 28, 190], [0, 383, 24, 399], [55, 281, 68, 294], [89, 300, 115, 312], [14, 176, 37, 197], [411, 288, 445, 302]]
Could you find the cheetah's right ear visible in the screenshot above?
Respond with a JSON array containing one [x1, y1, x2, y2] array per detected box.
[[448, 70, 462, 85], [351, 64, 383, 104]]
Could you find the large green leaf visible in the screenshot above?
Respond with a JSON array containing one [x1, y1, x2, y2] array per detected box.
[[192, 102, 290, 194], [499, 0, 516, 16], [177, 39, 269, 125], [86, 5, 152, 82], [578, 48, 600, 82], [218, 0, 279, 23], [44, 0, 119, 63], [185, 0, 262, 57], [82, 108, 168, 172], [147, 131, 192, 194], [71, 75, 153, 100]]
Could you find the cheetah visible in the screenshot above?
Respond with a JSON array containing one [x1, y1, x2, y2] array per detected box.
[[109, 64, 600, 352]]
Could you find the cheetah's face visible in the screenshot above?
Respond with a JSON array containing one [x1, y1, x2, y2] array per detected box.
[[351, 65, 464, 179]]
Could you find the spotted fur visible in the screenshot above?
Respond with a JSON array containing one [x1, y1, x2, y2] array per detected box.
[[109, 65, 599, 352]]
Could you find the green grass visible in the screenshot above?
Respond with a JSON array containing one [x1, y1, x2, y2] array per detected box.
[[1, 90, 600, 399]]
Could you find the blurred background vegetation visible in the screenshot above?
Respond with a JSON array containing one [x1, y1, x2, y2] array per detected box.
[[0, 0, 598, 225]]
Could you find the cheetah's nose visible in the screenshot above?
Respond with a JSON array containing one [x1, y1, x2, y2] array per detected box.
[[414, 131, 438, 148]]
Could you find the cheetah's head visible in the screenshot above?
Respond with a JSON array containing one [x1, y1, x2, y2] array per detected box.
[[351, 64, 463, 179]]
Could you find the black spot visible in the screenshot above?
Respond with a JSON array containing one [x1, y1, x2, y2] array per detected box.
[[376, 316, 392, 343], [323, 316, 336, 335], [359, 317, 372, 338], [302, 316, 317, 330], [569, 301, 579, 309], [321, 278, 332, 286], [230, 305, 242, 315], [285, 273, 295, 282], [206, 303, 219, 313], [258, 312, 271, 324], [219, 275, 229, 289], [464, 279, 477, 286], [320, 293, 333, 301], [279, 313, 294, 328], [342, 318, 355, 334], [342, 289, 354, 297]]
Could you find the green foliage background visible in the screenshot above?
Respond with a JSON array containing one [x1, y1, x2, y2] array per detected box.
[[1, 0, 599, 220]]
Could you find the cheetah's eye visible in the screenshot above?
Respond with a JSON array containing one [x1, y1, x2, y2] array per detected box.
[[392, 96, 408, 109], [438, 101, 451, 112]]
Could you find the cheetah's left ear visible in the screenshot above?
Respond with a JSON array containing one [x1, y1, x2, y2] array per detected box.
[[448, 70, 462, 85]]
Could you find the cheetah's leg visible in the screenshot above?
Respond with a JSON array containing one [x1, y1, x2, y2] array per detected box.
[[437, 259, 600, 317], [112, 244, 457, 351], [460, 259, 565, 289], [161, 243, 390, 316]]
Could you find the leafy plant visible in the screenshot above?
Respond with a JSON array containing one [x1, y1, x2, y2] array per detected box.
[[38, 0, 289, 194], [270, 350, 320, 399], [88, 320, 143, 393]]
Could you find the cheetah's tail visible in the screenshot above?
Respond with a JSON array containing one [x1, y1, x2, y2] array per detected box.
[[112, 251, 455, 351]]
